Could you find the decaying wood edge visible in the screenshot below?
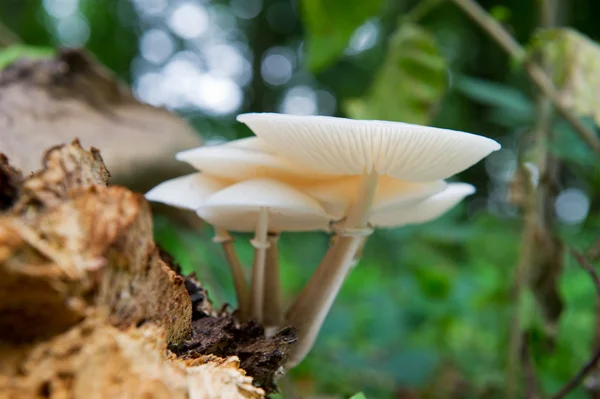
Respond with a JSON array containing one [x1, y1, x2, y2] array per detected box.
[[0, 141, 295, 398]]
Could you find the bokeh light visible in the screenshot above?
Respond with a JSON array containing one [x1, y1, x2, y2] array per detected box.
[[168, 2, 209, 40], [261, 47, 295, 86], [43, 0, 78, 18], [230, 0, 263, 20], [131, 0, 168, 17], [140, 29, 175, 64], [555, 188, 590, 225], [346, 19, 380, 55], [280, 85, 318, 115]]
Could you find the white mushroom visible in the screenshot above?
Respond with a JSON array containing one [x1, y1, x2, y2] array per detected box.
[[211, 228, 251, 321], [144, 173, 249, 321], [346, 183, 477, 273], [322, 178, 446, 270], [176, 137, 335, 183], [196, 178, 333, 325], [237, 113, 501, 181], [370, 183, 476, 228], [145, 173, 229, 210], [237, 113, 500, 367], [263, 233, 283, 336], [196, 178, 333, 233], [302, 175, 447, 219]]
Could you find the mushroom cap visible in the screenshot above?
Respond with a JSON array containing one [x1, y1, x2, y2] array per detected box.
[[176, 137, 334, 183], [225, 136, 274, 151], [196, 178, 332, 232], [237, 113, 501, 181], [145, 173, 229, 210], [302, 175, 446, 219], [369, 183, 476, 228]]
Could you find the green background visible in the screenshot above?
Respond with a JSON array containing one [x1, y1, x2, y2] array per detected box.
[[2, 0, 600, 397]]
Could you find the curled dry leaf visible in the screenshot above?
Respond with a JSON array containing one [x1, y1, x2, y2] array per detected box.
[[0, 48, 201, 192]]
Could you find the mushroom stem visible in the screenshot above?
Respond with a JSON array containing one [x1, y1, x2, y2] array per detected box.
[[285, 169, 379, 368], [349, 236, 368, 272], [250, 207, 270, 323], [214, 228, 250, 321], [329, 235, 369, 273], [263, 233, 283, 337]]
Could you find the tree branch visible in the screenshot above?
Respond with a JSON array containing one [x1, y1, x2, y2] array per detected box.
[[523, 332, 543, 399], [450, 0, 600, 155], [506, 1, 564, 397], [403, 0, 445, 23], [550, 250, 600, 399]]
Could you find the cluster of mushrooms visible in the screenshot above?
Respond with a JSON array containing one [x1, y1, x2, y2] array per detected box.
[[146, 113, 500, 368]]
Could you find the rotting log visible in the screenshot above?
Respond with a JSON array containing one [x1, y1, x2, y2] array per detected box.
[[0, 141, 295, 398], [0, 49, 201, 192], [0, 48, 204, 228]]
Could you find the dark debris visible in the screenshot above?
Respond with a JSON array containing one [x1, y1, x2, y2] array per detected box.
[[0, 154, 23, 211], [178, 315, 296, 394], [157, 229, 298, 394]]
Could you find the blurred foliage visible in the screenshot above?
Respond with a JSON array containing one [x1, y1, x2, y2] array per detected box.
[[345, 22, 447, 124], [300, 0, 383, 72], [1, 0, 600, 398], [0, 44, 54, 69], [530, 27, 600, 126]]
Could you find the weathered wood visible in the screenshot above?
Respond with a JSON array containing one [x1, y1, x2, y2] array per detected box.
[[0, 141, 295, 398]]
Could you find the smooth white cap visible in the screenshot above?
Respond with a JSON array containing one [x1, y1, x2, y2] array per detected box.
[[196, 178, 333, 232], [176, 136, 334, 182], [237, 113, 501, 181], [224, 136, 274, 151], [369, 183, 476, 227], [145, 173, 229, 210], [302, 176, 447, 219]]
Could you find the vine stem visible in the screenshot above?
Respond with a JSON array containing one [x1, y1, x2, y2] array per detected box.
[[451, 0, 600, 155], [550, 250, 600, 399], [506, 0, 560, 396]]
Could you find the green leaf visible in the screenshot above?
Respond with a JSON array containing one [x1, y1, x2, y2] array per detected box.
[[300, 0, 383, 72], [344, 23, 447, 124], [529, 28, 600, 126], [549, 118, 599, 168], [349, 393, 367, 399], [454, 75, 535, 118], [0, 45, 55, 70]]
